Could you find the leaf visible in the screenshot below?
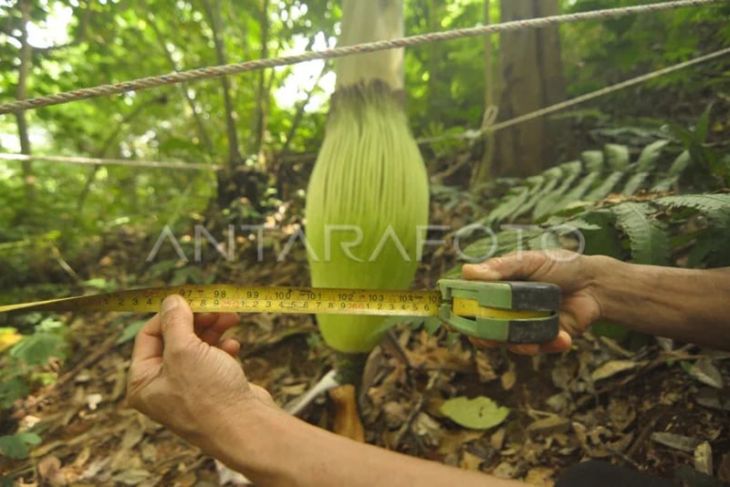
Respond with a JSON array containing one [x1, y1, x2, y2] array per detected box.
[[651, 432, 701, 453], [10, 332, 66, 366], [553, 172, 601, 211], [591, 360, 637, 381], [580, 210, 624, 258], [439, 396, 509, 430], [581, 150, 604, 172], [423, 317, 442, 335], [557, 218, 601, 231], [613, 202, 670, 265], [682, 358, 724, 389], [605, 144, 630, 170], [83, 278, 112, 291], [0, 377, 28, 409], [527, 415, 570, 435], [622, 172, 649, 196], [636, 140, 669, 171], [533, 161, 582, 220], [116, 320, 147, 344], [584, 171, 624, 201], [695, 105, 712, 143], [0, 432, 41, 459], [656, 194, 730, 223], [668, 150, 691, 177], [513, 177, 560, 220], [486, 186, 531, 223], [511, 167, 563, 221]]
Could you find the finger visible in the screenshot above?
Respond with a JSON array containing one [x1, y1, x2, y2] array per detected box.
[[219, 338, 241, 357], [199, 313, 240, 345], [558, 310, 585, 338], [210, 313, 240, 332], [194, 313, 219, 328], [469, 337, 500, 349], [463, 251, 547, 282], [539, 331, 572, 353], [507, 343, 541, 356], [194, 312, 238, 328], [160, 295, 196, 351], [131, 314, 163, 363]]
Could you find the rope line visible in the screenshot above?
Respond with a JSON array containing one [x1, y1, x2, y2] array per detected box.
[[0, 153, 221, 172], [418, 46, 730, 144], [2, 45, 728, 171], [0, 0, 725, 115]]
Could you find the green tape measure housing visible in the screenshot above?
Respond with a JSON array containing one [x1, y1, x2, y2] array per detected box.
[[437, 279, 561, 344]]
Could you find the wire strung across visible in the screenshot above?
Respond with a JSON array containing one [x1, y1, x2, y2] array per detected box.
[[0, 0, 725, 115]]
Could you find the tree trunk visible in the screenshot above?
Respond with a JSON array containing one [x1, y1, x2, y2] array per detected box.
[[16, 0, 34, 205], [201, 0, 266, 213], [148, 16, 215, 156], [252, 0, 270, 162], [493, 0, 566, 178], [471, 0, 497, 186]]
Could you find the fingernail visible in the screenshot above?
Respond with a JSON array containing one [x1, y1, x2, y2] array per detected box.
[[162, 295, 180, 314]]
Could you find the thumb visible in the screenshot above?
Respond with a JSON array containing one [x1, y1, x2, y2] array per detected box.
[[463, 251, 547, 281], [160, 295, 196, 351]]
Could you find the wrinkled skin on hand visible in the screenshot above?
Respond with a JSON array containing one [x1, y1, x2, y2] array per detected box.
[[462, 250, 603, 355], [126, 296, 276, 447]]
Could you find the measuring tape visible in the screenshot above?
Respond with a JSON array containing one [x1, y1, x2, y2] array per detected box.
[[0, 280, 561, 343]]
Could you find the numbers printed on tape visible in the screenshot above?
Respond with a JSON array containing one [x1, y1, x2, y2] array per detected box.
[[0, 285, 443, 317]]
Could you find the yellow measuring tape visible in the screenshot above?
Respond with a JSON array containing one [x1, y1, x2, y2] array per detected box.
[[0, 285, 545, 321]]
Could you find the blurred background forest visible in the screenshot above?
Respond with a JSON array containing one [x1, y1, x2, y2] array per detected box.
[[1, 0, 730, 484], [1, 0, 729, 291]]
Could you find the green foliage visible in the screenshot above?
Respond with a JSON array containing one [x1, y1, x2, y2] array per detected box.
[[563, 0, 730, 98], [10, 318, 67, 366], [116, 319, 147, 344], [465, 136, 730, 269], [439, 396, 510, 430], [0, 316, 68, 461], [0, 432, 42, 460], [0, 315, 67, 428], [612, 202, 669, 265]]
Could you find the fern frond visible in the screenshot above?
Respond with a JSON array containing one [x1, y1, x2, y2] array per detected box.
[[605, 144, 630, 171], [511, 167, 563, 220], [656, 194, 730, 222], [613, 202, 670, 265], [668, 151, 691, 177], [623, 172, 649, 196], [486, 185, 530, 224], [533, 161, 582, 220], [585, 171, 624, 201], [636, 140, 669, 172], [581, 150, 604, 173], [651, 151, 691, 192], [553, 171, 601, 211]]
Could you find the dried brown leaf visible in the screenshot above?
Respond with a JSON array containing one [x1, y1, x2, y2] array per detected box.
[[591, 360, 637, 381], [651, 432, 701, 453], [694, 441, 713, 476], [527, 416, 570, 436], [501, 363, 517, 391]]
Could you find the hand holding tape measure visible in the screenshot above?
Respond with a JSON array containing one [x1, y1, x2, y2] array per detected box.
[[0, 279, 560, 344]]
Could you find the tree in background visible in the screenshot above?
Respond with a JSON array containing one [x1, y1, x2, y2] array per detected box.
[[493, 0, 567, 177]]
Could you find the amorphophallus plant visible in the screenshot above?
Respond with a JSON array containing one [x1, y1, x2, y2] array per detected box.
[[306, 0, 429, 355]]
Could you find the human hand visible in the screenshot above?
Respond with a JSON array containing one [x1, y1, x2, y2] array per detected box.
[[126, 295, 275, 450], [462, 250, 603, 355]]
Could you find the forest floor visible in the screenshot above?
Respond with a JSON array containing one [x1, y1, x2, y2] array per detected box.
[[2, 186, 730, 486]]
